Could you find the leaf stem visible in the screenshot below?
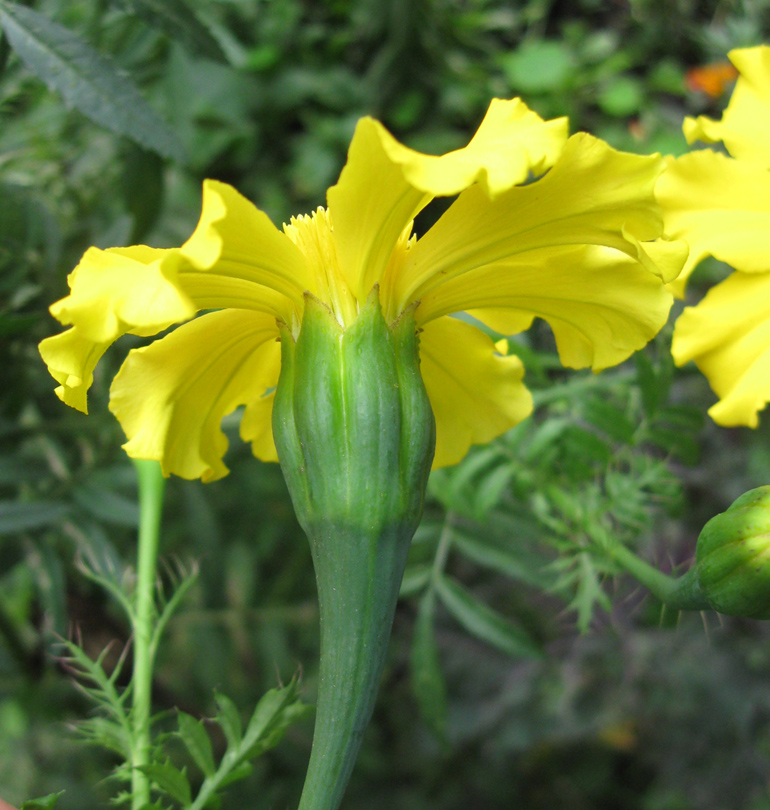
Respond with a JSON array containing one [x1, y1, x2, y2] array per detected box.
[[130, 460, 166, 810]]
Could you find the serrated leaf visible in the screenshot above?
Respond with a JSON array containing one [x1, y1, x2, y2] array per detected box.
[[178, 711, 216, 778], [410, 593, 447, 737], [242, 681, 312, 760], [140, 761, 192, 806], [21, 792, 65, 810], [452, 528, 549, 588], [635, 351, 672, 416], [214, 691, 242, 749], [75, 715, 132, 757], [72, 482, 139, 527], [581, 397, 635, 445], [109, 0, 227, 62], [435, 574, 542, 659], [566, 552, 612, 632], [0, 2, 185, 161], [0, 500, 70, 535]]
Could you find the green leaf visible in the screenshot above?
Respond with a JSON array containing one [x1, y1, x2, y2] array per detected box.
[[140, 760, 192, 806], [581, 397, 635, 445], [178, 711, 216, 778], [72, 482, 139, 527], [217, 761, 253, 789], [214, 691, 243, 749], [21, 792, 65, 810], [108, 0, 227, 62], [0, 2, 185, 161], [596, 75, 645, 117], [241, 680, 312, 760], [410, 593, 447, 737], [435, 574, 542, 659], [0, 501, 70, 535], [452, 528, 549, 588], [501, 39, 576, 93], [635, 351, 672, 417]]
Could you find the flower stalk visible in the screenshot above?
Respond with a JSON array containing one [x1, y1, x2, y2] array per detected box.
[[606, 486, 770, 619], [130, 459, 166, 810], [273, 289, 435, 810]]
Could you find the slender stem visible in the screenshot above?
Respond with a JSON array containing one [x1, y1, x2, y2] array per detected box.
[[130, 460, 166, 810], [606, 541, 709, 611]]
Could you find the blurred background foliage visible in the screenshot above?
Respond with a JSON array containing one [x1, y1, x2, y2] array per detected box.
[[2, 0, 770, 807]]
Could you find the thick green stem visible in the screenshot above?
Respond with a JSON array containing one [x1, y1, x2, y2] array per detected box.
[[606, 541, 709, 611], [297, 521, 414, 810], [130, 459, 166, 810]]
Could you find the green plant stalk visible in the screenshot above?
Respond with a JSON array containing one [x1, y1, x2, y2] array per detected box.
[[296, 520, 415, 810], [605, 541, 708, 611], [130, 459, 166, 810]]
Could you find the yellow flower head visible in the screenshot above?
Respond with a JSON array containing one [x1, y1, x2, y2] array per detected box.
[[657, 45, 770, 427], [40, 98, 685, 480]]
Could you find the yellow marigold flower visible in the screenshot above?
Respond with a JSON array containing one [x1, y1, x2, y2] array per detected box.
[[657, 45, 770, 426], [40, 98, 685, 480]]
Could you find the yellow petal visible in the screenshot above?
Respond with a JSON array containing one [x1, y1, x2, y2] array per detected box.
[[326, 117, 430, 303], [49, 246, 195, 342], [109, 310, 281, 481], [376, 98, 568, 198], [240, 389, 279, 463], [327, 99, 569, 303], [38, 327, 111, 413], [656, 150, 770, 296], [396, 133, 675, 309], [41, 246, 197, 412], [684, 45, 770, 167], [451, 244, 674, 371], [672, 270, 770, 427], [418, 316, 532, 468], [180, 179, 310, 322]]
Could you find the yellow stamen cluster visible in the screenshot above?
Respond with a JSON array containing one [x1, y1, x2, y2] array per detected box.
[[284, 208, 358, 331]]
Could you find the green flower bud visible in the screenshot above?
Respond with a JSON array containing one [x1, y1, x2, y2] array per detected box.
[[693, 486, 770, 619], [272, 287, 435, 810]]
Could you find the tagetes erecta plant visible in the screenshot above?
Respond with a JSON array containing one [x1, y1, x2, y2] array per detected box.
[[40, 98, 686, 810], [40, 98, 684, 478], [658, 45, 770, 427]]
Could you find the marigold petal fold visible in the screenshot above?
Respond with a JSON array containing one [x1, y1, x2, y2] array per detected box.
[[109, 309, 281, 481], [684, 45, 770, 167], [50, 245, 195, 342], [376, 98, 568, 199], [41, 246, 197, 411], [240, 389, 279, 463], [180, 179, 310, 321], [657, 150, 770, 296], [399, 133, 680, 331], [418, 316, 532, 468], [38, 327, 111, 413], [672, 271, 770, 427], [453, 243, 674, 370]]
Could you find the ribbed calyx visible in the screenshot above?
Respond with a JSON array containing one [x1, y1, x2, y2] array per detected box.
[[272, 287, 435, 810]]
